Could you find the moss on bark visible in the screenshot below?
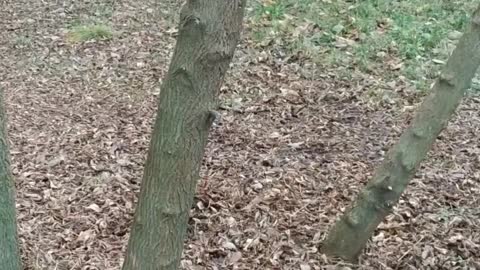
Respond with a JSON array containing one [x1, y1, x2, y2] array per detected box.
[[0, 88, 22, 270], [122, 1, 247, 269]]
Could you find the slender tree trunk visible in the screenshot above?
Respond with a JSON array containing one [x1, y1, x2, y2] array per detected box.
[[0, 88, 22, 270], [122, 1, 246, 269], [322, 5, 480, 262]]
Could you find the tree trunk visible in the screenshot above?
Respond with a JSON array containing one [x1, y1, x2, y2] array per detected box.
[[322, 4, 480, 262], [122, 1, 246, 269], [0, 88, 22, 270]]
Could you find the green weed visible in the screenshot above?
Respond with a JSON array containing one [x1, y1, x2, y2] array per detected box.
[[254, 0, 288, 21]]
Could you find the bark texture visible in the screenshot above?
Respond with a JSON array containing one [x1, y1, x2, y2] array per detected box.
[[0, 88, 22, 270], [122, 1, 246, 269], [322, 5, 480, 262]]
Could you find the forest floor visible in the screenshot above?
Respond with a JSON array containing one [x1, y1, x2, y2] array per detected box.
[[1, 0, 479, 269]]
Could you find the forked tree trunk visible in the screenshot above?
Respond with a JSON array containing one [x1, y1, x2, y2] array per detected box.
[[122, 1, 246, 269], [0, 89, 22, 270], [322, 4, 480, 262]]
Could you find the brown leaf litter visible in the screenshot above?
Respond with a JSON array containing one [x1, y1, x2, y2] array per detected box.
[[0, 0, 479, 269]]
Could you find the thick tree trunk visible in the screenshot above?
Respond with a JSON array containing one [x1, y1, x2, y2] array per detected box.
[[322, 5, 480, 262], [0, 89, 22, 270], [122, 1, 246, 269]]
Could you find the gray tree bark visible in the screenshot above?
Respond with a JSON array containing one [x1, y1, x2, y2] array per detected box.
[[322, 4, 480, 262], [122, 1, 247, 269], [0, 88, 22, 270]]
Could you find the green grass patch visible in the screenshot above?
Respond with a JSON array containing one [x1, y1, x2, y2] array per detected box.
[[13, 35, 33, 48], [67, 24, 113, 43], [249, 0, 477, 91]]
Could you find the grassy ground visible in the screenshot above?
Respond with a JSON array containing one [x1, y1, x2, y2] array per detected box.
[[248, 0, 477, 91]]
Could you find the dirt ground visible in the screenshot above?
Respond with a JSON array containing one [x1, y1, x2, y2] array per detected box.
[[1, 0, 479, 269]]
